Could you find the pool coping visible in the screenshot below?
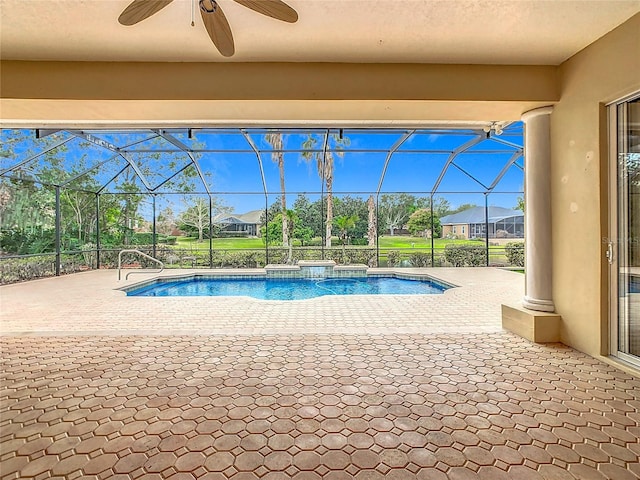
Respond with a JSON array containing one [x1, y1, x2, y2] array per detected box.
[[119, 268, 459, 297]]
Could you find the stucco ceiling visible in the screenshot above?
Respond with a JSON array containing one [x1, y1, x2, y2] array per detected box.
[[1, 0, 638, 64]]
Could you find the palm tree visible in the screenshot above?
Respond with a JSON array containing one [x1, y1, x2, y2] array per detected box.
[[367, 195, 376, 247], [334, 214, 358, 264], [302, 132, 350, 248], [284, 209, 297, 264], [265, 132, 288, 246]]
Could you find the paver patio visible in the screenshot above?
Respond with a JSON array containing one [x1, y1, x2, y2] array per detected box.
[[1, 268, 639, 479], [0, 268, 520, 336]]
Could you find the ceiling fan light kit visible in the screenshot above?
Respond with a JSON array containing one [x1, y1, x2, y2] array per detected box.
[[118, 0, 298, 57]]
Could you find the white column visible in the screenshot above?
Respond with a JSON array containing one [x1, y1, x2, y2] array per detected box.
[[522, 106, 555, 312]]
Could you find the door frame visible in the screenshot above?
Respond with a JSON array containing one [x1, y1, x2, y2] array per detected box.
[[608, 91, 640, 366]]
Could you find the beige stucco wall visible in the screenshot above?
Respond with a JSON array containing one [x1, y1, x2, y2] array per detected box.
[[551, 13, 640, 356], [0, 62, 557, 126], [442, 224, 469, 239]]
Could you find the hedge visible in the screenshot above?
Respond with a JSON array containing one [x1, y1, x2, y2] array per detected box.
[[0, 253, 90, 284], [505, 242, 525, 267], [409, 252, 432, 267], [443, 244, 487, 267], [386, 250, 401, 267]]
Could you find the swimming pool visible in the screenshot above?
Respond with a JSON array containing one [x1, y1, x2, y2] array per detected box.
[[126, 276, 451, 300]]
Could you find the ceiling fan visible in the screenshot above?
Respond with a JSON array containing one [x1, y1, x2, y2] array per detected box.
[[118, 0, 298, 57]]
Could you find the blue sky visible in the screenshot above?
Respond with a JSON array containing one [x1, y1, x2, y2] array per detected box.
[[1, 126, 524, 214]]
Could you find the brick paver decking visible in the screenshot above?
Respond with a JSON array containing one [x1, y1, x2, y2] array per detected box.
[[1, 268, 639, 479]]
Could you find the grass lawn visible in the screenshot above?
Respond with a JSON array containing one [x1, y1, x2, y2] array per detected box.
[[378, 236, 481, 249], [176, 236, 264, 250], [175, 235, 486, 251], [172, 235, 518, 265]]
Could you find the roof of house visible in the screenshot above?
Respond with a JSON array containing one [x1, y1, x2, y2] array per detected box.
[[236, 210, 263, 225], [440, 206, 523, 225], [214, 210, 263, 225]]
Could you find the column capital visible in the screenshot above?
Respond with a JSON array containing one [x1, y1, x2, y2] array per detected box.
[[521, 106, 554, 122]]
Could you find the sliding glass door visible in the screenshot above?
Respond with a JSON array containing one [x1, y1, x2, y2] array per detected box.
[[610, 94, 640, 365]]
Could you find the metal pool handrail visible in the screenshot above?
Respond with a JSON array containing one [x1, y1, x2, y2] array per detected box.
[[118, 249, 164, 281]]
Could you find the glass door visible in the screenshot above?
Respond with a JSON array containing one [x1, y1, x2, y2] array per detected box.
[[610, 94, 640, 365]]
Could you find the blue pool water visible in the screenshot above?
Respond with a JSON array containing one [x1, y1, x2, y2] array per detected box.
[[126, 276, 450, 300]]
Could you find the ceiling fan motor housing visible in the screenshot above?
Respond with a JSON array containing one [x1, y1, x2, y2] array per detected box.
[[199, 0, 218, 14]]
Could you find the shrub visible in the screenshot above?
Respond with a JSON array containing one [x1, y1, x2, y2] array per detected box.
[[97, 245, 168, 268], [81, 242, 96, 268], [0, 253, 88, 285], [60, 254, 89, 274], [0, 256, 55, 284], [130, 233, 177, 245], [409, 252, 432, 267], [505, 242, 525, 267], [345, 248, 376, 266], [158, 235, 177, 245], [0, 227, 55, 255], [443, 244, 466, 266], [290, 248, 322, 262], [265, 248, 288, 264], [387, 250, 401, 267], [221, 251, 265, 268], [131, 232, 153, 245], [324, 249, 344, 263], [444, 244, 487, 267]]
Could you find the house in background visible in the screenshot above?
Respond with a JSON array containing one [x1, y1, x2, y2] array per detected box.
[[214, 210, 263, 237], [440, 206, 524, 239]]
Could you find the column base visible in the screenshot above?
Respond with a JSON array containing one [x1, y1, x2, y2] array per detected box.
[[522, 295, 555, 313], [502, 304, 561, 343]]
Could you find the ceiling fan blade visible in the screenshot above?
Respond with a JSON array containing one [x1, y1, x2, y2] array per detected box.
[[118, 0, 174, 25], [233, 0, 298, 23], [200, 0, 235, 57]]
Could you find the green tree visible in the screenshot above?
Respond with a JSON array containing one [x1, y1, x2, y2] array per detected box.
[[115, 177, 144, 246], [283, 209, 297, 263], [292, 225, 314, 246], [407, 208, 442, 237], [261, 213, 283, 246], [445, 203, 478, 216], [515, 196, 525, 212], [293, 194, 322, 238], [178, 196, 228, 242], [333, 196, 368, 240], [178, 197, 209, 242], [61, 189, 97, 249], [156, 204, 176, 235], [0, 133, 107, 253], [0, 130, 208, 253], [302, 133, 350, 247], [261, 198, 284, 224], [334, 214, 358, 263], [265, 133, 289, 246], [0, 179, 56, 254], [102, 135, 205, 246], [378, 193, 416, 235], [414, 196, 451, 217]]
